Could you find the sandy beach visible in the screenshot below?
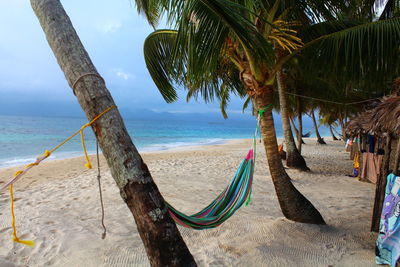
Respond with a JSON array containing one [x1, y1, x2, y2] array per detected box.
[[0, 138, 378, 266]]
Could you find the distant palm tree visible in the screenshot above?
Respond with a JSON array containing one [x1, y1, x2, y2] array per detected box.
[[276, 50, 310, 171], [310, 109, 326, 144]]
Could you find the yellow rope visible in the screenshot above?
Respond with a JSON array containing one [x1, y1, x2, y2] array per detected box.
[[5, 105, 116, 247], [48, 105, 116, 154], [80, 130, 92, 169], [10, 184, 35, 247]]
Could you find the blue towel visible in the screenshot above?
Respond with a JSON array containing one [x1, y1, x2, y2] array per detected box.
[[376, 173, 400, 266], [382, 229, 400, 267]]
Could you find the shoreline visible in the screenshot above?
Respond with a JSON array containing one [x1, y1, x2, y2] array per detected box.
[[0, 138, 252, 191], [0, 138, 241, 170], [0, 136, 336, 170]]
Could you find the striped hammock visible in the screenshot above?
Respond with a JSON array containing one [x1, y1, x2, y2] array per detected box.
[[165, 105, 271, 230], [166, 147, 255, 229]]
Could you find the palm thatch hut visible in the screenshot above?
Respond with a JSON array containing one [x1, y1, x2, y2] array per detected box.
[[346, 96, 400, 232], [346, 109, 375, 137]]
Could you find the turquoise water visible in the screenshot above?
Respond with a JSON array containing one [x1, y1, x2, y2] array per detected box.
[[0, 115, 258, 168], [0, 114, 331, 168]]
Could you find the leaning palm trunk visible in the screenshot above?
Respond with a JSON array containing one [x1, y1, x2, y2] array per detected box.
[[276, 71, 309, 171], [297, 97, 305, 152], [311, 109, 326, 145], [340, 118, 347, 141], [329, 125, 339, 141], [290, 117, 305, 147], [241, 63, 323, 224], [290, 117, 300, 140], [254, 93, 325, 224], [30, 1, 196, 266]]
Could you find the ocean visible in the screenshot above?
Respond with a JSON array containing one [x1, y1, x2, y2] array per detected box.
[[0, 114, 330, 168], [0, 115, 256, 168]]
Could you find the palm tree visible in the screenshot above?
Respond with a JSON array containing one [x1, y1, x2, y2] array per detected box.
[[139, 0, 328, 224], [310, 109, 326, 144], [30, 0, 196, 266], [136, 0, 400, 224], [276, 66, 310, 170], [326, 121, 339, 141], [295, 96, 306, 151]]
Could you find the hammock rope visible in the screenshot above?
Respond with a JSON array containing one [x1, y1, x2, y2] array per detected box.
[[1, 105, 116, 246], [166, 104, 271, 229]]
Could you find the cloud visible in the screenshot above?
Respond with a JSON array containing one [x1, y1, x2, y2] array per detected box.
[[115, 69, 131, 80], [100, 20, 122, 34]]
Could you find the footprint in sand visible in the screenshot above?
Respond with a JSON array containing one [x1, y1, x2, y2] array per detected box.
[[325, 243, 335, 249]]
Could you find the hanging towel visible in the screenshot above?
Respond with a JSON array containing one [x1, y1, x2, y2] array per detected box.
[[367, 153, 379, 184], [376, 174, 400, 266], [361, 152, 368, 180], [353, 152, 360, 177]]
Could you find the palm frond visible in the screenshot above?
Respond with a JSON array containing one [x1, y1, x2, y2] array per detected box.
[[282, 17, 400, 85], [143, 30, 180, 102], [174, 0, 275, 76], [133, 0, 166, 27]]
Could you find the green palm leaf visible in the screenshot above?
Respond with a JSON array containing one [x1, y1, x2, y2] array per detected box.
[[275, 17, 400, 85], [143, 30, 180, 103]]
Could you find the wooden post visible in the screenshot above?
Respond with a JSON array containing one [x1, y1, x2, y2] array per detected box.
[[371, 134, 392, 232], [30, 0, 196, 266]]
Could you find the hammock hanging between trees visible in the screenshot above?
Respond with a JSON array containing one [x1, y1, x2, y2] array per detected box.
[[166, 105, 270, 230], [166, 148, 255, 229]]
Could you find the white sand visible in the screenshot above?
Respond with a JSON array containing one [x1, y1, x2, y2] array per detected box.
[[0, 138, 378, 266]]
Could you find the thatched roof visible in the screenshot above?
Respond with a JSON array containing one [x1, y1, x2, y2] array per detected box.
[[346, 109, 375, 136], [346, 96, 400, 137]]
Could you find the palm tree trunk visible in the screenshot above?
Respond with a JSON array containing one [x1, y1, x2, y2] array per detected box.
[[340, 117, 347, 141], [30, 1, 196, 266], [297, 97, 304, 152], [329, 125, 339, 141], [290, 117, 298, 136], [276, 71, 309, 171], [254, 93, 325, 224], [311, 110, 326, 145], [290, 117, 305, 147]]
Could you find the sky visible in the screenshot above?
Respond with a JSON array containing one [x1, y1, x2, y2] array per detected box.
[[0, 0, 247, 119]]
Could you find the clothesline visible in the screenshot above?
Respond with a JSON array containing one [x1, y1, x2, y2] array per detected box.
[[285, 92, 384, 106]]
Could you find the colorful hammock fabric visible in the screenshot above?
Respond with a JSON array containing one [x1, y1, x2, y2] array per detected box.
[[166, 149, 255, 229], [165, 104, 272, 230]]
